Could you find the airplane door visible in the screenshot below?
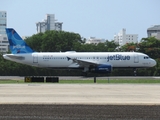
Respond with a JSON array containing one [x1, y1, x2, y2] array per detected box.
[[33, 54, 38, 63], [134, 54, 139, 63]]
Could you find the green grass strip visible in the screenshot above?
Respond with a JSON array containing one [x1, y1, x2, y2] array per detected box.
[[0, 80, 24, 84], [0, 79, 160, 84], [59, 79, 160, 84]]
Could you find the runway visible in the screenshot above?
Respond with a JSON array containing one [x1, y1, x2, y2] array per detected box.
[[0, 79, 160, 119], [0, 84, 160, 119], [0, 84, 160, 104]]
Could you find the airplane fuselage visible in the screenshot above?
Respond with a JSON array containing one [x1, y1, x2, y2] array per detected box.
[[4, 28, 157, 74], [3, 52, 156, 70]]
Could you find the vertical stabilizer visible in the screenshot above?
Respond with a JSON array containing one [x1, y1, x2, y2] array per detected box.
[[5, 28, 34, 54]]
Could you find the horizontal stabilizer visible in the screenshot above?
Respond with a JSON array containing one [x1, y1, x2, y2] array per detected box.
[[5, 54, 25, 60]]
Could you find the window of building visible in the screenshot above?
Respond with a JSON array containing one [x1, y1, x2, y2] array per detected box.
[[0, 48, 6, 50], [2, 41, 8, 43], [3, 37, 7, 40]]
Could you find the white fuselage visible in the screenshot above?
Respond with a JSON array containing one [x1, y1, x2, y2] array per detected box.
[[3, 52, 156, 69]]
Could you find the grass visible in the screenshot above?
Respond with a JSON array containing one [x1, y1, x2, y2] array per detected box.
[[0, 80, 24, 84], [60, 79, 160, 84], [0, 79, 160, 84]]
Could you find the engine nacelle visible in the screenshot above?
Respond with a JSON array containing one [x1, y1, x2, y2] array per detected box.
[[92, 64, 112, 73]]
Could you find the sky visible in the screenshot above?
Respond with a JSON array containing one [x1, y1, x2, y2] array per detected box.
[[1, 0, 160, 41]]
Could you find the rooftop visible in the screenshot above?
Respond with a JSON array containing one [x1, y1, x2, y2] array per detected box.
[[147, 25, 160, 30]]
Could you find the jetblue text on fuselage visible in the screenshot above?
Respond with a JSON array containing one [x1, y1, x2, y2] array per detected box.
[[107, 54, 130, 62]]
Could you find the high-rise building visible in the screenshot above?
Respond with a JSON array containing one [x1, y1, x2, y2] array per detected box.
[[0, 11, 7, 34], [114, 29, 138, 46], [147, 25, 160, 40], [0, 11, 9, 53], [36, 14, 63, 33]]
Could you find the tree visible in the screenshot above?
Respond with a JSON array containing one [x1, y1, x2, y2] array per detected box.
[[120, 43, 138, 52], [25, 30, 82, 52], [137, 37, 160, 76], [105, 40, 118, 52], [139, 37, 160, 59]]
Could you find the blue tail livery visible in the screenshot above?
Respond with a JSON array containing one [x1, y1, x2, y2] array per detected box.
[[5, 28, 34, 54]]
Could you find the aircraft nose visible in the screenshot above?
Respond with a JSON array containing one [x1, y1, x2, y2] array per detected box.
[[151, 59, 156, 67]]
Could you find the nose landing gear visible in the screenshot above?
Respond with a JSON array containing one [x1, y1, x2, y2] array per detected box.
[[133, 68, 137, 76]]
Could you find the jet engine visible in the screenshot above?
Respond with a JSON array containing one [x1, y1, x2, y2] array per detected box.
[[91, 64, 112, 73]]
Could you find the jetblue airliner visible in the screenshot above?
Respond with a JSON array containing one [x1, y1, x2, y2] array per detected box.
[[3, 28, 156, 74]]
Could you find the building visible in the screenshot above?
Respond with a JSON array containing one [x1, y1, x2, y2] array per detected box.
[[114, 29, 138, 46], [85, 37, 105, 44], [0, 11, 9, 53], [147, 25, 160, 40], [36, 14, 63, 33]]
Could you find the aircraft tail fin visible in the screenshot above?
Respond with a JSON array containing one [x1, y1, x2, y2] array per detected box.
[[5, 28, 34, 54]]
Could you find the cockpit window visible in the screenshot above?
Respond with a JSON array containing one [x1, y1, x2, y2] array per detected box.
[[144, 56, 149, 59]]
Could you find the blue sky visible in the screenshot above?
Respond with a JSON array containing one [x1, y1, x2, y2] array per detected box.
[[1, 0, 160, 41]]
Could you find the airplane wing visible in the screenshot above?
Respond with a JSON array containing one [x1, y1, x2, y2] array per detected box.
[[67, 57, 98, 67], [5, 54, 25, 60]]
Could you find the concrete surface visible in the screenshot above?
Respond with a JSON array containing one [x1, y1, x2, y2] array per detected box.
[[0, 84, 160, 105]]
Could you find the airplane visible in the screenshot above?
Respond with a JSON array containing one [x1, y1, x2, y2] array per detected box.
[[3, 28, 156, 75]]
